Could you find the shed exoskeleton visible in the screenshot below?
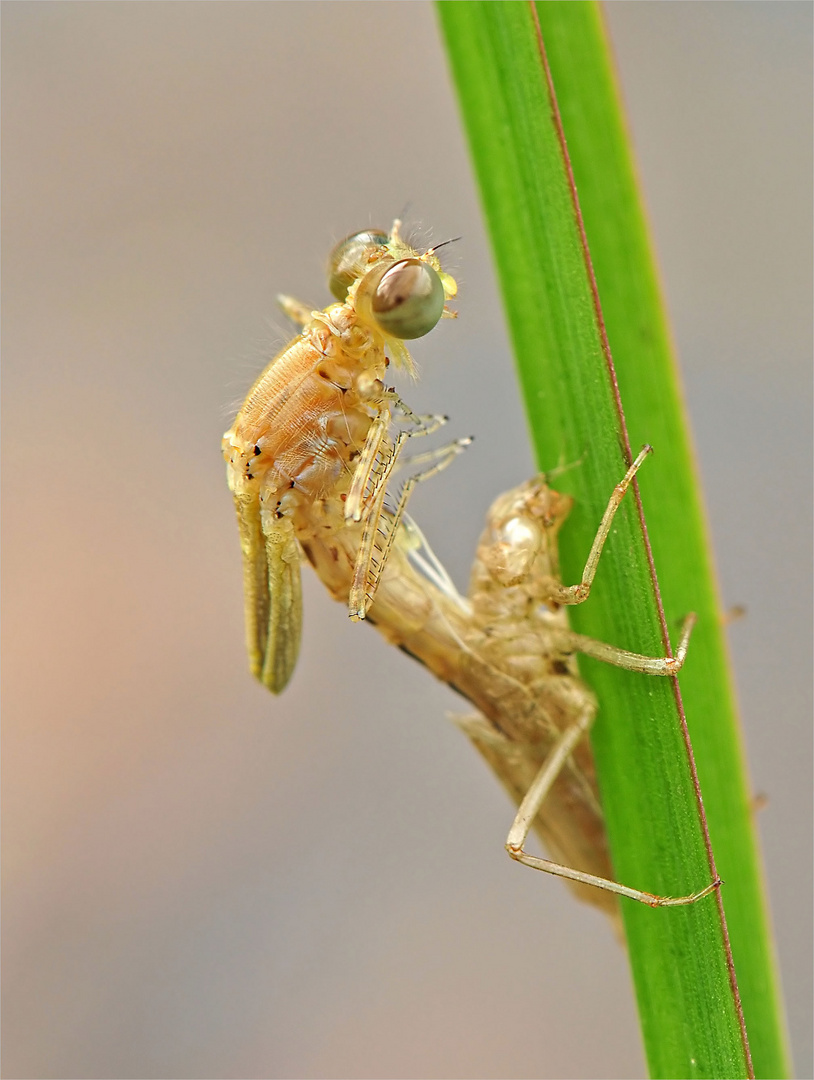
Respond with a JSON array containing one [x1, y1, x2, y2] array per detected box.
[[298, 446, 719, 925]]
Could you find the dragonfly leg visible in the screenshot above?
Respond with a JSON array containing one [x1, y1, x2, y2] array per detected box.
[[505, 702, 720, 907]]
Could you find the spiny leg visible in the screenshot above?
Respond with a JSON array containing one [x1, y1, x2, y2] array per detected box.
[[360, 437, 472, 607], [345, 412, 391, 524], [348, 446, 404, 619], [381, 387, 448, 432], [395, 440, 473, 473], [345, 406, 448, 524], [505, 703, 721, 907], [548, 445, 652, 606], [348, 435, 471, 619]]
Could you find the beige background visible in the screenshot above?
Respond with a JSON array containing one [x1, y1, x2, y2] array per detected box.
[[3, 3, 811, 1077]]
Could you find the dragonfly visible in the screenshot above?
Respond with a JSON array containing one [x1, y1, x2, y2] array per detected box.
[[223, 221, 465, 692]]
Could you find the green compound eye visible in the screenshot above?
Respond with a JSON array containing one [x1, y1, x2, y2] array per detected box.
[[327, 230, 389, 300], [371, 259, 445, 340]]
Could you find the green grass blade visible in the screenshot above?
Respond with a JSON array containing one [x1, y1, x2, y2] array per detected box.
[[436, 2, 790, 1076]]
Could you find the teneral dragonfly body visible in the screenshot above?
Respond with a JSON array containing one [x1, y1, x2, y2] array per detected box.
[[223, 222, 461, 692]]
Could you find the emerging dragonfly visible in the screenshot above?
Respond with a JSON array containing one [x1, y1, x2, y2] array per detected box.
[[223, 221, 466, 692], [223, 222, 719, 923]]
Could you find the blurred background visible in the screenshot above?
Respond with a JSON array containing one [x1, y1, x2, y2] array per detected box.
[[3, 3, 811, 1078]]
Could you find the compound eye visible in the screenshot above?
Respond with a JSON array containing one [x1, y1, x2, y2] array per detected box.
[[371, 259, 445, 340], [328, 230, 389, 300]]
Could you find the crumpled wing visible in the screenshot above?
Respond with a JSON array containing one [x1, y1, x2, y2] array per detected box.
[[233, 487, 302, 694]]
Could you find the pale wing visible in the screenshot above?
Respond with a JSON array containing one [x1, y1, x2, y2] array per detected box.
[[233, 488, 302, 694], [259, 507, 303, 693]]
